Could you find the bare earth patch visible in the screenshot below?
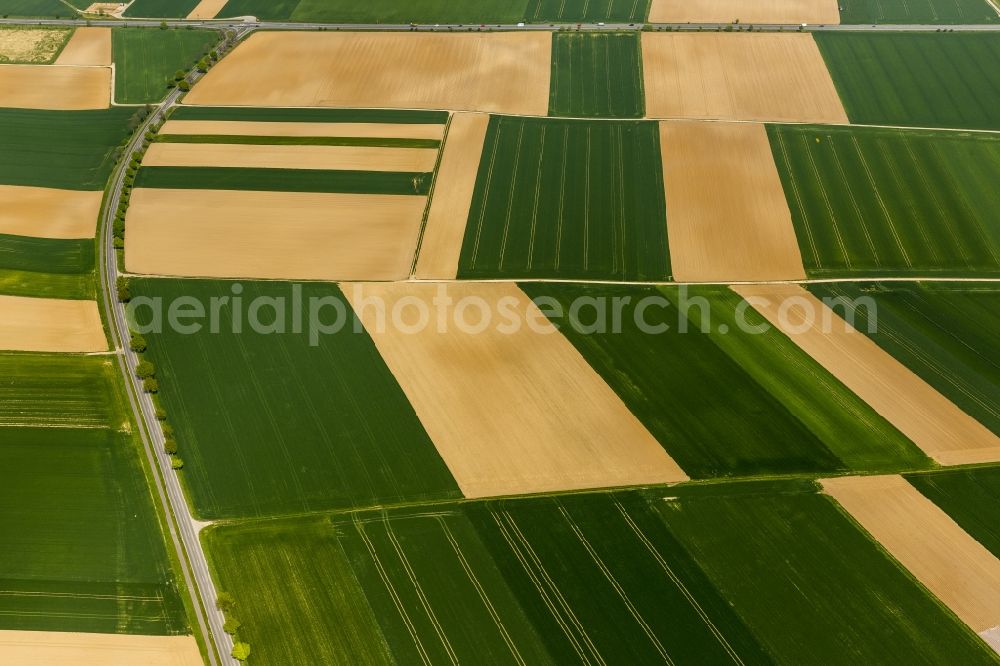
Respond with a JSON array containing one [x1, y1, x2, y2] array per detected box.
[[347, 282, 689, 498], [143, 142, 439, 172], [822, 475, 1000, 637], [125, 188, 427, 281], [415, 112, 490, 279], [0, 296, 105, 353], [159, 120, 446, 140], [661, 121, 805, 282], [0, 631, 201, 666], [0, 186, 102, 239], [184, 31, 552, 115], [734, 284, 1000, 465], [642, 33, 848, 123], [83, 3, 126, 16], [649, 0, 839, 25], [55, 27, 112, 66], [0, 64, 110, 109], [186, 0, 229, 19], [0, 28, 69, 64]]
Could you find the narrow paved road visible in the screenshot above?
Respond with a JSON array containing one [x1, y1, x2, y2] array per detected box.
[[96, 27, 252, 666]]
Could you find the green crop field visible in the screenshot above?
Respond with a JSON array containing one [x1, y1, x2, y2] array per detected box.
[[217, 0, 300, 20], [769, 124, 1000, 277], [521, 283, 928, 477], [169, 106, 448, 124], [0, 269, 94, 300], [135, 166, 433, 195], [549, 33, 643, 118], [907, 467, 1000, 559], [0, 0, 72, 17], [0, 108, 134, 190], [525, 0, 650, 21], [657, 481, 997, 663], [459, 116, 669, 281], [0, 427, 187, 634], [0, 354, 119, 428], [839, 0, 1000, 24], [123, 0, 202, 17], [0, 235, 96, 299], [130, 279, 460, 519], [816, 33, 1000, 130], [113, 28, 217, 104], [808, 282, 1000, 436]]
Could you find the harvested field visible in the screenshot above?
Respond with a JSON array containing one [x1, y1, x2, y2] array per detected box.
[[0, 27, 69, 63], [126, 189, 426, 281], [642, 33, 848, 124], [0, 295, 104, 352], [185, 31, 552, 115], [186, 0, 227, 18], [660, 121, 805, 282], [0, 632, 200, 665], [907, 467, 1000, 561], [143, 142, 438, 172], [0, 186, 100, 239], [347, 282, 688, 498], [734, 284, 1000, 465], [823, 475, 1000, 634], [415, 112, 489, 280], [649, 0, 839, 24], [169, 106, 449, 124], [54, 27, 111, 65], [159, 119, 446, 140], [0, 64, 109, 109]]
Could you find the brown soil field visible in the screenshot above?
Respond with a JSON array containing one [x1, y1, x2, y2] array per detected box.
[[143, 142, 439, 172], [0, 631, 201, 666], [642, 33, 848, 123], [186, 0, 228, 19], [649, 0, 840, 24], [661, 121, 805, 282], [0, 64, 109, 109], [0, 185, 102, 239], [822, 475, 1000, 634], [183, 32, 551, 115], [125, 188, 426, 281], [415, 112, 490, 279], [734, 284, 1000, 465], [159, 120, 446, 140], [83, 3, 125, 16], [346, 282, 689, 498], [0, 28, 69, 63], [0, 295, 106, 353], [55, 28, 112, 66]]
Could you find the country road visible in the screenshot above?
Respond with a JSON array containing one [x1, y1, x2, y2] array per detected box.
[[96, 27, 252, 666]]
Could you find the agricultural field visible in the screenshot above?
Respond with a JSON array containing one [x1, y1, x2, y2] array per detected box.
[[124, 0, 203, 17], [648, 0, 840, 24], [0, 0, 72, 17], [521, 283, 929, 477], [168, 106, 449, 124], [0, 234, 95, 299], [458, 116, 671, 281], [0, 63, 110, 110], [525, 0, 651, 21], [0, 427, 187, 634], [0, 353, 121, 428], [0, 108, 134, 190], [129, 278, 461, 519], [808, 282, 1000, 435], [816, 33, 1000, 130], [549, 32, 643, 118], [112, 27, 217, 104], [0, 26, 70, 63], [907, 466, 1000, 559], [839, 0, 1000, 24], [769, 124, 1000, 277], [135, 166, 431, 194]]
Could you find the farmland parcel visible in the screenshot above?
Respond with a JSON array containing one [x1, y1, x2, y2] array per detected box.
[[521, 283, 928, 478], [0, 295, 105, 352], [130, 279, 460, 519], [416, 112, 491, 280], [125, 189, 427, 281], [816, 33, 1000, 130], [649, 0, 840, 24], [838, 0, 1000, 24], [660, 121, 806, 282], [0, 631, 200, 666], [0, 353, 122, 428], [159, 119, 446, 141], [549, 32, 644, 118], [907, 466, 1000, 562], [183, 32, 552, 115], [0, 27, 70, 63], [0, 186, 101, 238], [347, 282, 688, 497], [112, 27, 217, 104], [459, 116, 671, 281], [0, 234, 96, 300], [769, 125, 1000, 278], [642, 33, 848, 124], [0, 64, 109, 109], [55, 27, 111, 66], [142, 142, 439, 172], [734, 284, 1000, 465]]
